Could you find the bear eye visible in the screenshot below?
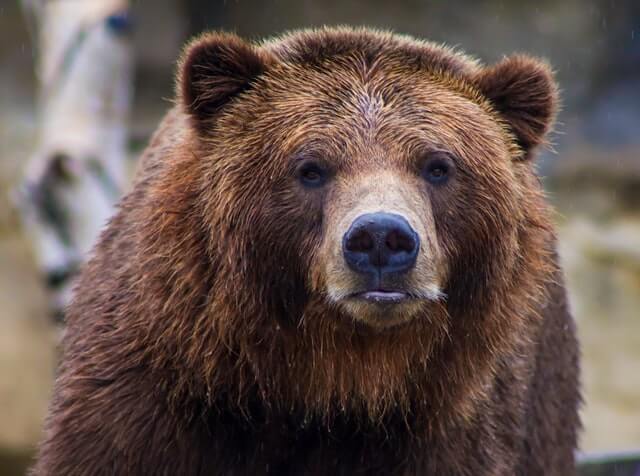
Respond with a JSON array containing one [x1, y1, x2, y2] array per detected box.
[[297, 161, 328, 188], [421, 152, 454, 185]]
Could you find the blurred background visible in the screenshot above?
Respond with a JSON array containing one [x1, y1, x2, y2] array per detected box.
[[1, 0, 639, 474]]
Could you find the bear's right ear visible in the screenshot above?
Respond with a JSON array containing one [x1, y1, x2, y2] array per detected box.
[[178, 32, 273, 132]]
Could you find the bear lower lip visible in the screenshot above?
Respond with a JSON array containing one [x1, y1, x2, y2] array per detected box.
[[354, 290, 410, 304]]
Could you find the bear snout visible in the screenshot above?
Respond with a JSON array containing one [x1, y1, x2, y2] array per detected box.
[[343, 212, 419, 276]]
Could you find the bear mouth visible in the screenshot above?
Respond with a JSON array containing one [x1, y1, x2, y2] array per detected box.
[[349, 290, 413, 304]]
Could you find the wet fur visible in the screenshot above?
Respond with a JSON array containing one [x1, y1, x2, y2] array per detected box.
[[32, 27, 580, 475]]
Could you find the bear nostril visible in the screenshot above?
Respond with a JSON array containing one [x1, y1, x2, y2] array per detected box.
[[385, 229, 416, 253], [345, 228, 374, 253]]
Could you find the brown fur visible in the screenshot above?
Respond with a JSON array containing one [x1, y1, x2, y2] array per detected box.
[[32, 27, 580, 475]]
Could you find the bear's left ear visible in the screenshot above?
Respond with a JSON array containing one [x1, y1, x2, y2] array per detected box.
[[178, 32, 274, 133], [474, 55, 558, 158]]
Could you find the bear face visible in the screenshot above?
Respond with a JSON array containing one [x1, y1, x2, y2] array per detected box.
[[180, 29, 554, 328], [164, 28, 558, 420]]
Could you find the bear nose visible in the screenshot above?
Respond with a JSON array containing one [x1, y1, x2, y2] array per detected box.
[[343, 212, 419, 276]]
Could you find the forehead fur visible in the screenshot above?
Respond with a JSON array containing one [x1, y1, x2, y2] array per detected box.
[[230, 28, 518, 159], [259, 27, 498, 112], [263, 27, 481, 79]]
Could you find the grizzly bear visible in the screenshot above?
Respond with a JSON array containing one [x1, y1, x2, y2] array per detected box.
[[32, 27, 580, 475]]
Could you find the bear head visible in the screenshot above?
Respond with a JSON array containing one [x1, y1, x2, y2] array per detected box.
[[149, 27, 558, 422]]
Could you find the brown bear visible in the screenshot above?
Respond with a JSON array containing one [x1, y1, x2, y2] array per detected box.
[[31, 27, 580, 476]]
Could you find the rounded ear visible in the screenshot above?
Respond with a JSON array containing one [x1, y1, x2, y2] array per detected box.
[[474, 55, 558, 158], [178, 32, 274, 133]]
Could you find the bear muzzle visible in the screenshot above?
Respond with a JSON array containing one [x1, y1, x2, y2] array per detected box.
[[342, 212, 420, 304]]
